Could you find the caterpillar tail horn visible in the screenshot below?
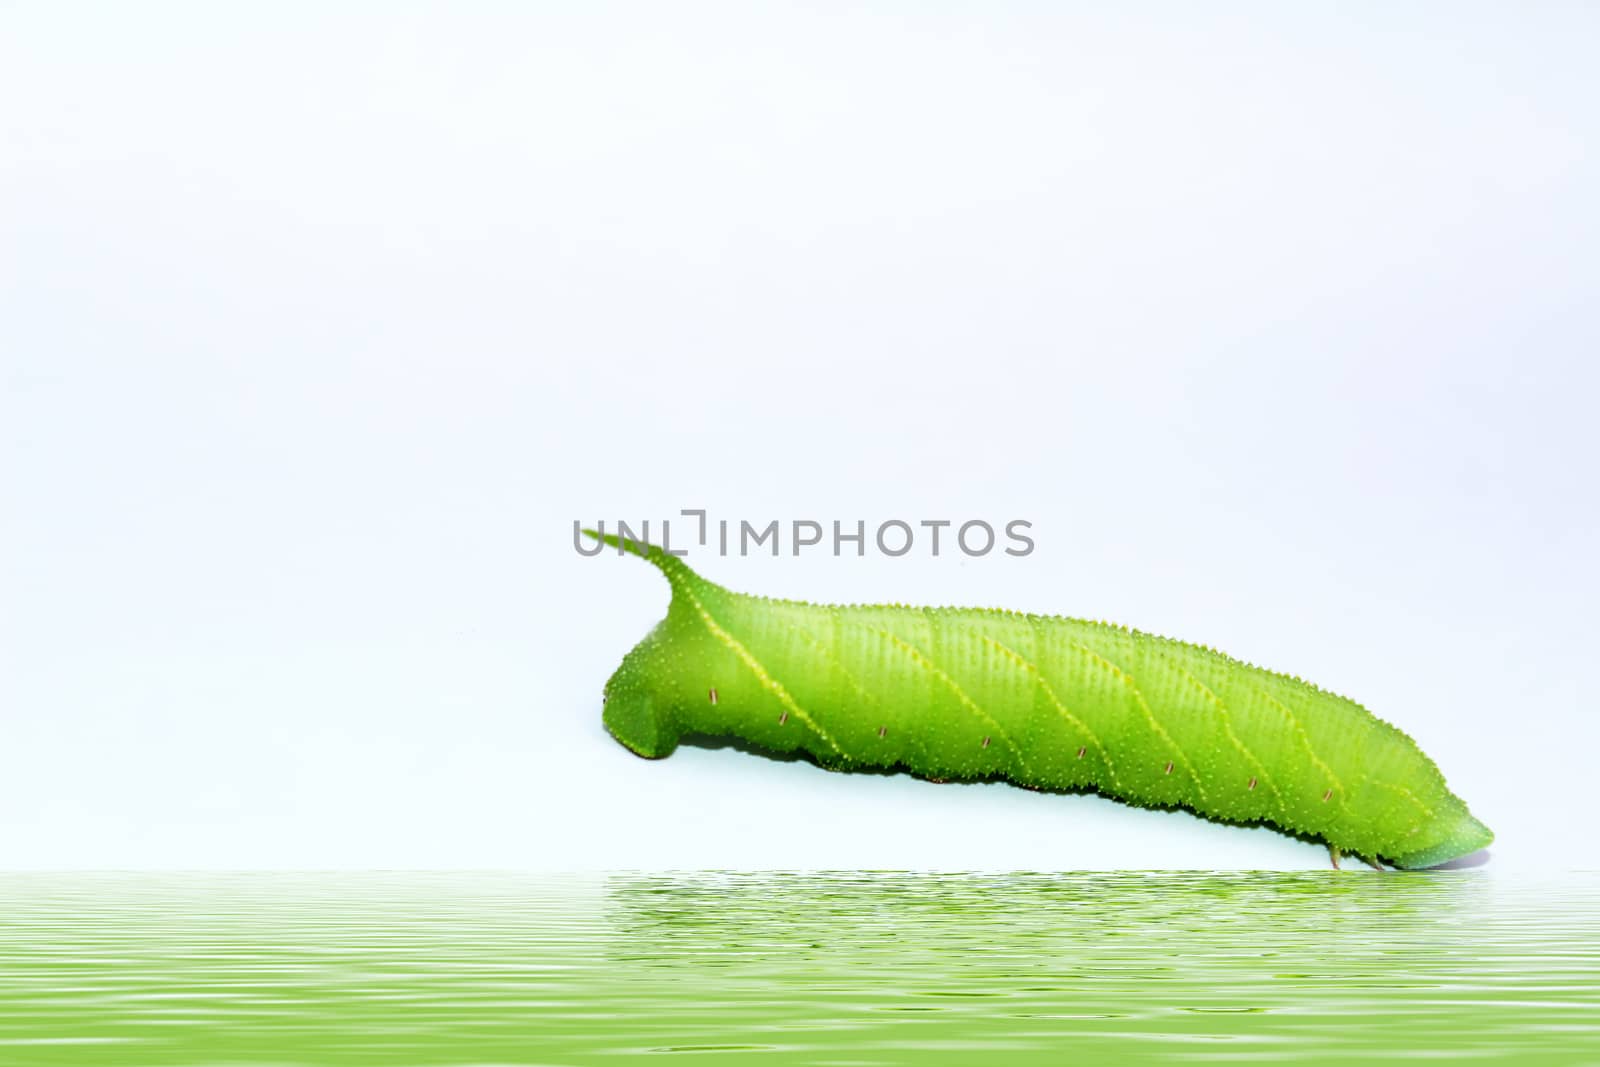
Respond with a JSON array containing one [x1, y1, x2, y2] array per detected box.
[[581, 528, 699, 587], [584, 529, 703, 759]]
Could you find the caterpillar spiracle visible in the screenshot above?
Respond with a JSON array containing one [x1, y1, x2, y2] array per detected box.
[[588, 531, 1492, 869]]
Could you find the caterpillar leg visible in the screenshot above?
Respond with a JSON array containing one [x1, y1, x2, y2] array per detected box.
[[602, 689, 679, 759], [1329, 845, 1342, 870], [1364, 856, 1387, 872]]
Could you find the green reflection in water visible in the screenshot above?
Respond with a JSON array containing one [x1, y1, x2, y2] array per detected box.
[[0, 872, 1596, 1065]]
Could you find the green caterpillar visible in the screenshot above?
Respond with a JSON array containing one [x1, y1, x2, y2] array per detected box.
[[588, 531, 1492, 870]]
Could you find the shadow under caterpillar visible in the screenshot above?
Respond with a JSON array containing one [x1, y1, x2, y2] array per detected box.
[[588, 531, 1492, 870]]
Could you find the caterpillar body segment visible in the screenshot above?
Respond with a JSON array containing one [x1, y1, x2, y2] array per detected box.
[[590, 532, 1492, 870]]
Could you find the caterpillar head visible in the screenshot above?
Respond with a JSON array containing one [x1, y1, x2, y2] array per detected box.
[[1389, 801, 1494, 869]]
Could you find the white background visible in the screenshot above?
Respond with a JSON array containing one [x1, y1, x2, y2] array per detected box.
[[4, 3, 1595, 870]]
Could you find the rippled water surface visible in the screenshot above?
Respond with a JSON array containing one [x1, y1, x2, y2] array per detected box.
[[1, 872, 1597, 1065]]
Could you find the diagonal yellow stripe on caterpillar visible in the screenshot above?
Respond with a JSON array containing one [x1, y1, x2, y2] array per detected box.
[[1246, 681, 1434, 824], [839, 620, 1034, 779], [1241, 680, 1431, 835], [1239, 680, 1350, 810], [749, 607, 1108, 788], [680, 586, 848, 760], [1169, 660, 1287, 823], [982, 631, 1123, 791], [1065, 638, 1209, 802]]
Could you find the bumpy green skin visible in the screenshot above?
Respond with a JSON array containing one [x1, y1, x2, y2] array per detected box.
[[593, 534, 1492, 869]]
